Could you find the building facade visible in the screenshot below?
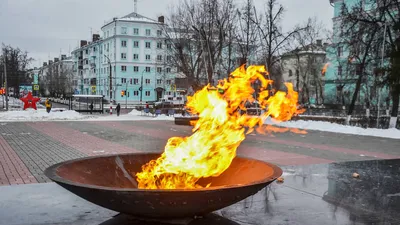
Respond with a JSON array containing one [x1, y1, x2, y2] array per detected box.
[[39, 55, 74, 97], [72, 12, 180, 104], [281, 40, 327, 105], [324, 0, 390, 106]]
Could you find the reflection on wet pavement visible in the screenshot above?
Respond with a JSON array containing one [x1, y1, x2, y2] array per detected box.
[[0, 159, 399, 225]]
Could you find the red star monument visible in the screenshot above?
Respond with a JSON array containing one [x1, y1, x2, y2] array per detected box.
[[20, 92, 41, 110]]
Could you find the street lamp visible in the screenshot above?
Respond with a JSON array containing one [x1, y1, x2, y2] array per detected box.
[[104, 55, 113, 103], [140, 69, 145, 104]]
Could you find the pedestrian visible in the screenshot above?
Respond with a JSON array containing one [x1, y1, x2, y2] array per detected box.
[[116, 103, 121, 116], [45, 98, 52, 113], [89, 102, 94, 114]]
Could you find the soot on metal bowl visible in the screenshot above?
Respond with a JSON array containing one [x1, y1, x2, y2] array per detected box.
[[44, 153, 282, 219]]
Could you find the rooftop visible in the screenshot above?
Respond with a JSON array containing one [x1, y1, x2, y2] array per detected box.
[[103, 12, 160, 27]]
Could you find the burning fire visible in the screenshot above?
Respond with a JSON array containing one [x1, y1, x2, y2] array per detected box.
[[321, 63, 329, 76], [136, 65, 304, 189]]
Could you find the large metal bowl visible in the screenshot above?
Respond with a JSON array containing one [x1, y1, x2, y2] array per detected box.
[[44, 153, 282, 219]]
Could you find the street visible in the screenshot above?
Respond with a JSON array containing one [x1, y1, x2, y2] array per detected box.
[[0, 120, 399, 186]]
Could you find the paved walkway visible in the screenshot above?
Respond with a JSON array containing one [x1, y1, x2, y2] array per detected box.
[[0, 120, 399, 186]]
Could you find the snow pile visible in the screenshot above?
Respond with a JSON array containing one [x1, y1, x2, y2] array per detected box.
[[0, 109, 87, 121], [265, 118, 400, 139], [0, 97, 44, 109], [90, 110, 175, 121], [128, 109, 142, 116]]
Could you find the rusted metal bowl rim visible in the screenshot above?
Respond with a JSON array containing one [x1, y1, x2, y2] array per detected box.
[[44, 153, 282, 192]]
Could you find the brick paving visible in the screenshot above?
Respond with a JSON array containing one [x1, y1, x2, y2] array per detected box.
[[0, 123, 86, 183], [0, 120, 399, 187], [27, 122, 141, 156], [0, 135, 36, 185]]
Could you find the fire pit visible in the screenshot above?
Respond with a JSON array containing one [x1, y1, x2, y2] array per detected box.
[[44, 153, 282, 219]]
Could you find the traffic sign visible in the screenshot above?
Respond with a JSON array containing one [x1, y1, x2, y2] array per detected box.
[[33, 84, 40, 91]]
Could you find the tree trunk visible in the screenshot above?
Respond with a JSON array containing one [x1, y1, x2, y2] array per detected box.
[[347, 72, 363, 125], [390, 88, 399, 128]]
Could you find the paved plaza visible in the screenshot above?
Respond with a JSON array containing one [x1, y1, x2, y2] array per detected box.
[[0, 120, 399, 186]]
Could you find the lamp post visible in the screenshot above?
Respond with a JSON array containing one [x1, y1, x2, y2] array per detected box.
[[377, 21, 387, 128], [104, 54, 113, 114], [140, 69, 145, 104], [2, 49, 8, 111]]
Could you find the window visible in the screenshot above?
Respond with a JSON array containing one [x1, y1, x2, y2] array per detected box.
[[166, 68, 171, 73], [133, 41, 139, 48], [338, 47, 343, 57], [338, 66, 342, 76], [156, 55, 162, 61], [157, 67, 162, 73], [157, 42, 162, 49], [145, 29, 151, 36], [133, 54, 139, 60], [134, 91, 139, 96], [121, 53, 127, 59], [121, 40, 127, 47], [85, 49, 89, 54], [145, 79, 151, 84], [133, 78, 139, 84], [145, 42, 151, 48], [121, 27, 127, 34], [85, 59, 88, 65], [157, 30, 162, 36], [166, 80, 171, 85], [167, 44, 172, 49], [133, 66, 139, 72], [289, 70, 293, 77], [145, 91, 151, 96], [145, 55, 151, 60], [145, 67, 151, 72], [121, 66, 127, 72], [157, 79, 162, 84], [93, 47, 96, 52], [133, 28, 139, 35], [166, 56, 172, 62], [121, 78, 127, 84]]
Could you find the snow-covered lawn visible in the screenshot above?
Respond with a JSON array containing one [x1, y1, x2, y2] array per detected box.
[[265, 117, 400, 140], [84, 109, 175, 121], [0, 107, 398, 139], [0, 109, 175, 122], [0, 109, 87, 121]]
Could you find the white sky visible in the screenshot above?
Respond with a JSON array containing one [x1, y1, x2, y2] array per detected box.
[[0, 0, 334, 68]]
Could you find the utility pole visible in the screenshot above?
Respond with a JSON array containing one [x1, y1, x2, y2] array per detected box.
[[125, 81, 128, 109], [377, 22, 387, 128], [3, 49, 8, 111], [104, 54, 113, 114], [140, 70, 145, 104]]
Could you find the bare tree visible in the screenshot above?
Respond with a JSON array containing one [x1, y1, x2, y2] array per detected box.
[[289, 17, 327, 105], [234, 0, 259, 65], [1, 44, 33, 96], [251, 0, 308, 90], [340, 1, 387, 124]]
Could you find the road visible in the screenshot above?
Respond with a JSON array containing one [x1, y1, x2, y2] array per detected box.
[[0, 120, 399, 185]]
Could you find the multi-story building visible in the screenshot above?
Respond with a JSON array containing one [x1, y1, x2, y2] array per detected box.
[[39, 55, 74, 97], [281, 40, 328, 104], [72, 12, 179, 104], [324, 0, 390, 106]]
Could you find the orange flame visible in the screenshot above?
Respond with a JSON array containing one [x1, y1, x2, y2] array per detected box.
[[136, 65, 304, 189], [321, 63, 329, 76]]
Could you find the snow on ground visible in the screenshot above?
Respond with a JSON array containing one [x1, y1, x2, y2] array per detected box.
[[0, 109, 87, 121], [85, 109, 175, 121], [264, 117, 400, 139]]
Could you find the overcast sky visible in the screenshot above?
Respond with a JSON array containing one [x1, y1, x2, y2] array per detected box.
[[0, 0, 334, 68]]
